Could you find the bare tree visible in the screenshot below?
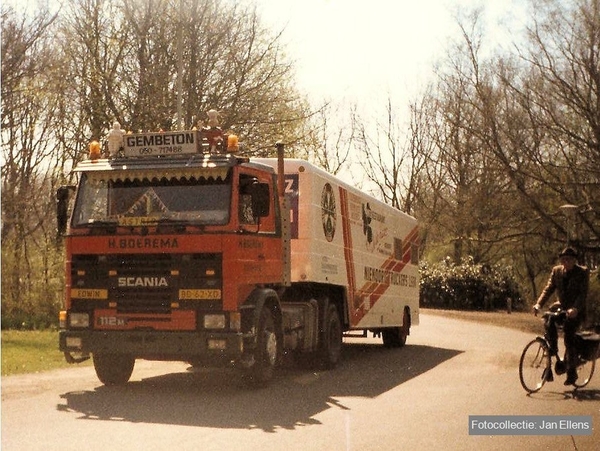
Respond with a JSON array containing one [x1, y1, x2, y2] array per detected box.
[[306, 101, 353, 175], [53, 0, 311, 157], [1, 4, 63, 322], [515, 0, 600, 252], [352, 96, 427, 215], [58, 0, 132, 143]]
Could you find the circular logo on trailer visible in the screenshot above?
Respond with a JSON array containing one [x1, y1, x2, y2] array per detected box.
[[321, 183, 336, 242]]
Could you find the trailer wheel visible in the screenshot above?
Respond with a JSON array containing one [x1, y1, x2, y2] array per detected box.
[[382, 310, 409, 348], [242, 307, 278, 385], [318, 304, 343, 369], [93, 353, 135, 386]]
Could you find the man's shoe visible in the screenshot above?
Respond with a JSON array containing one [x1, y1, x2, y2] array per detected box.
[[555, 359, 566, 375], [564, 371, 578, 386]]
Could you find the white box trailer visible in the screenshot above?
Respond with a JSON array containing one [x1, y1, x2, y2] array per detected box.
[[255, 158, 420, 334]]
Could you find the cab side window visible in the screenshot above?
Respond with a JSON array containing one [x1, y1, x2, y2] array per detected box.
[[239, 175, 258, 225]]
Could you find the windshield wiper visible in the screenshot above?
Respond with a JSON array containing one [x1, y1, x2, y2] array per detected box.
[[153, 217, 205, 230], [153, 217, 188, 225], [85, 219, 118, 234]]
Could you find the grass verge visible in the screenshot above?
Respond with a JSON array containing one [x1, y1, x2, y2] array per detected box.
[[1, 329, 90, 376]]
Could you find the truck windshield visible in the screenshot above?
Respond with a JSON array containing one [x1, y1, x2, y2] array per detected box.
[[72, 173, 232, 226]]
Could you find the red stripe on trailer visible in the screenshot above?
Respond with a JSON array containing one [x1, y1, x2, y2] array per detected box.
[[339, 187, 357, 311], [350, 225, 419, 326]]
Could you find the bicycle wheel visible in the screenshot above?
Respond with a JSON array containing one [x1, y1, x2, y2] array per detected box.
[[519, 338, 551, 393], [573, 347, 597, 389]]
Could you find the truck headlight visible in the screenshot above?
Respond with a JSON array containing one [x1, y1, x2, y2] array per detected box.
[[69, 312, 90, 328], [204, 314, 225, 329]]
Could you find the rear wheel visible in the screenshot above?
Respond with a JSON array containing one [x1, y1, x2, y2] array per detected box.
[[93, 353, 135, 386], [382, 310, 409, 348], [573, 347, 597, 389], [382, 328, 403, 348], [318, 304, 343, 369], [519, 338, 550, 393]]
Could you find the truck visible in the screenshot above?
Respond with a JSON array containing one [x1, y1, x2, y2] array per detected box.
[[57, 121, 420, 386]]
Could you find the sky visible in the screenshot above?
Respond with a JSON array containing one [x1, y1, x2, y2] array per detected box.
[[8, 0, 527, 107], [255, 0, 527, 106], [252, 0, 529, 188]]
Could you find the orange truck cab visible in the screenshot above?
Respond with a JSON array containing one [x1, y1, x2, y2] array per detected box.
[[58, 126, 419, 386]]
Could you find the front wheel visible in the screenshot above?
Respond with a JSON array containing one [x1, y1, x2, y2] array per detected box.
[[519, 338, 550, 393], [93, 353, 135, 386], [242, 307, 279, 386]]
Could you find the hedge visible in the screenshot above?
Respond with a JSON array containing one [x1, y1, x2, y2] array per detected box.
[[420, 257, 524, 312]]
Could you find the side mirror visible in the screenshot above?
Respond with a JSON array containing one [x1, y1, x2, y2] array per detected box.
[[250, 183, 270, 218], [56, 185, 76, 237]]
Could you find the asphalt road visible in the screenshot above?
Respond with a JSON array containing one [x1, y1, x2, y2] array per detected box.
[[2, 313, 599, 451]]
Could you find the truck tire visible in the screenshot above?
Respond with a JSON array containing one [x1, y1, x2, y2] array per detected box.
[[242, 307, 279, 385], [318, 304, 343, 369], [382, 328, 404, 348], [382, 310, 409, 348], [93, 353, 135, 386]]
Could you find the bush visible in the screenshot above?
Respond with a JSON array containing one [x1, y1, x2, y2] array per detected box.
[[420, 257, 523, 311], [1, 243, 64, 330]]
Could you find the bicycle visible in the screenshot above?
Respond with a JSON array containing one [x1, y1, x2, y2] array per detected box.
[[519, 310, 600, 394]]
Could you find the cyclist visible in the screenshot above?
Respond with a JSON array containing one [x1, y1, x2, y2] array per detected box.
[[533, 247, 589, 386]]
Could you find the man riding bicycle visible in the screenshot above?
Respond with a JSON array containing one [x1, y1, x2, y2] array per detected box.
[[533, 247, 589, 386]]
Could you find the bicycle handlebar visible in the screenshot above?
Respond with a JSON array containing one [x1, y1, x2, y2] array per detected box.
[[541, 310, 567, 320]]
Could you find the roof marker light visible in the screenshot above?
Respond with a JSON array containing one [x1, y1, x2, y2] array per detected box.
[[89, 141, 101, 161], [227, 134, 239, 152]]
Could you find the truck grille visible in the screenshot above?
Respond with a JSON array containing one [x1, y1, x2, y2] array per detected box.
[[111, 254, 173, 314], [71, 253, 222, 314]]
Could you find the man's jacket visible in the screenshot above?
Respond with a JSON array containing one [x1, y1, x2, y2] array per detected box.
[[537, 264, 589, 314]]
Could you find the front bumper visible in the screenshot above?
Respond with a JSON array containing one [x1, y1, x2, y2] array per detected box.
[[59, 329, 245, 363]]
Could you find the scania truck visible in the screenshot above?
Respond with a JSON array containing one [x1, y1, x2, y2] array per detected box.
[[58, 121, 420, 385]]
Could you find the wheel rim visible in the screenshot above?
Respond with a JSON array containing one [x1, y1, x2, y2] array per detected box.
[[573, 357, 595, 388], [329, 317, 342, 357], [264, 330, 277, 366]]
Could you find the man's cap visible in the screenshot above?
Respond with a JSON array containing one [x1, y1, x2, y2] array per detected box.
[[559, 247, 578, 258]]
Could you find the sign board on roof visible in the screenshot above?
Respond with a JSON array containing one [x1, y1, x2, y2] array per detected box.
[[122, 131, 198, 157]]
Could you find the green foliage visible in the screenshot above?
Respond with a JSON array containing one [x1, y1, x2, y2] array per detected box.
[[1, 330, 90, 375], [420, 257, 523, 311], [1, 244, 64, 330]]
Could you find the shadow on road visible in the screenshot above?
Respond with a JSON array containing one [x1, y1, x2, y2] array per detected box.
[[526, 388, 600, 402], [57, 343, 461, 432], [570, 388, 600, 401]]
